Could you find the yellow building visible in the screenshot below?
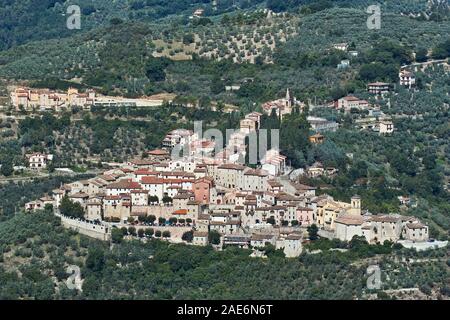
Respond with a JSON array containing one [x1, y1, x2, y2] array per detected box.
[[309, 133, 325, 144], [317, 195, 361, 231]]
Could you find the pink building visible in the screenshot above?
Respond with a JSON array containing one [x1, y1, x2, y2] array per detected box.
[[193, 177, 215, 204], [296, 207, 314, 226]]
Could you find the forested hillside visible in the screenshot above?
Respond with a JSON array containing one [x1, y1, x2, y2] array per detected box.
[[0, 0, 268, 51], [0, 0, 447, 52], [0, 2, 448, 103]]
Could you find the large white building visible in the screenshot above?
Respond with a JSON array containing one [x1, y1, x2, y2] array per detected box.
[[379, 121, 394, 134], [337, 96, 369, 112], [335, 213, 429, 244], [307, 116, 339, 132], [399, 70, 416, 88], [26, 153, 53, 170], [261, 149, 287, 176], [162, 129, 197, 149]]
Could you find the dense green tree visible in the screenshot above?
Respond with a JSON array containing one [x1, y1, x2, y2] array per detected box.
[[144, 228, 154, 237], [182, 230, 193, 242], [59, 196, 84, 219], [307, 224, 319, 241], [112, 228, 124, 243], [0, 158, 13, 177], [128, 227, 137, 236], [162, 231, 171, 238], [415, 47, 428, 62], [85, 247, 105, 272], [145, 58, 170, 82], [208, 230, 221, 245]]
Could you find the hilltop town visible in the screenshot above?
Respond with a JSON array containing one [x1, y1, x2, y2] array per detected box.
[[24, 94, 436, 257], [17, 51, 444, 256]]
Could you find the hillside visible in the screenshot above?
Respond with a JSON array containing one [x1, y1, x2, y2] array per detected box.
[[0, 3, 449, 103], [0, 210, 449, 299], [0, 0, 446, 53], [0, 0, 268, 51]]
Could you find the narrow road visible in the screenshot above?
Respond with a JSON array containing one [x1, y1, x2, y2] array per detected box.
[[401, 59, 448, 70]]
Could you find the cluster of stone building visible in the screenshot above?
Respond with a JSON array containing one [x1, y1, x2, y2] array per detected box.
[[333, 95, 394, 134], [25, 148, 429, 256], [11, 87, 96, 111], [22, 77, 426, 255], [315, 194, 429, 243], [261, 88, 304, 119], [25, 153, 306, 256], [161, 111, 288, 177], [10, 87, 175, 111]]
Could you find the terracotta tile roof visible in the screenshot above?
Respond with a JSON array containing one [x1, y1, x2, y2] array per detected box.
[[141, 177, 164, 184], [406, 222, 426, 229], [147, 149, 169, 156], [268, 180, 283, 187], [335, 214, 364, 225], [134, 169, 158, 175], [104, 195, 121, 201], [210, 221, 226, 226], [130, 159, 157, 166], [275, 193, 299, 201], [106, 179, 142, 190], [160, 171, 195, 178], [251, 234, 275, 241], [69, 192, 89, 199], [131, 189, 148, 194], [340, 95, 361, 101], [370, 215, 401, 223], [154, 162, 169, 167], [218, 163, 246, 170], [244, 168, 269, 177], [293, 183, 316, 191], [99, 174, 116, 182]]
